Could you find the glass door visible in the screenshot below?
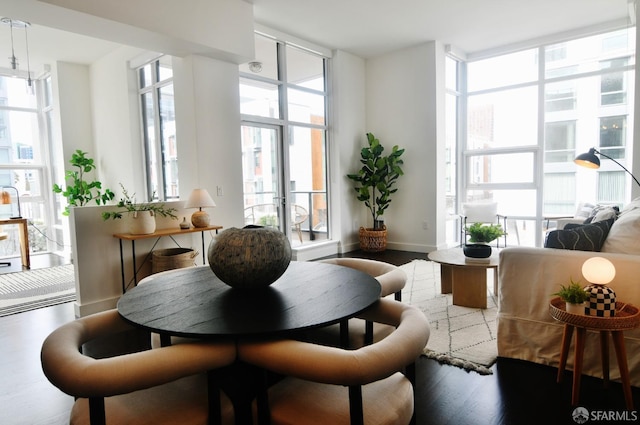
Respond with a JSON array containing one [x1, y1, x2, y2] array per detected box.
[[241, 124, 286, 233]]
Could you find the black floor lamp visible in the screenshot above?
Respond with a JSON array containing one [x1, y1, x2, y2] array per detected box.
[[574, 148, 640, 188]]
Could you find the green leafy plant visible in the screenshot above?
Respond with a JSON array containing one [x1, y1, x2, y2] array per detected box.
[[465, 222, 505, 243], [52, 150, 115, 216], [552, 278, 589, 304], [101, 184, 177, 220], [346, 132, 405, 230], [258, 215, 278, 227]]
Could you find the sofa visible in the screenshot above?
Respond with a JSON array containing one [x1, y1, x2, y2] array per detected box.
[[497, 197, 640, 386]]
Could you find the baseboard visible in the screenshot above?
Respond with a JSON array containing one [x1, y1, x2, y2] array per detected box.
[[385, 241, 434, 253], [292, 240, 340, 261], [74, 296, 119, 318]]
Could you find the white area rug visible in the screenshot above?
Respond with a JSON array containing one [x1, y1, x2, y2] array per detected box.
[[400, 259, 497, 375], [0, 265, 76, 316]]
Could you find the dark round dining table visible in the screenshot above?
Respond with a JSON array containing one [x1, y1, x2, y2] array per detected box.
[[117, 261, 382, 339], [117, 261, 382, 425]]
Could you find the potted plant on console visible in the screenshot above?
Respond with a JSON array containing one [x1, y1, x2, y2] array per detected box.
[[52, 150, 115, 216], [102, 184, 178, 235], [552, 278, 589, 315], [463, 222, 505, 259], [347, 132, 405, 252]]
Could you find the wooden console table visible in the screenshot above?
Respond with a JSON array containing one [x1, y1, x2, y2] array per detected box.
[[0, 218, 30, 269], [113, 225, 222, 293]]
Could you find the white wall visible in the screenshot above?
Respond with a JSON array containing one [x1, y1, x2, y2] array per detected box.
[[70, 202, 217, 316], [365, 42, 444, 252], [55, 62, 95, 165], [90, 45, 147, 195], [330, 50, 367, 252], [173, 55, 245, 228]]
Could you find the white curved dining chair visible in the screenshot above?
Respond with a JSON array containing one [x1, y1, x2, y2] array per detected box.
[[238, 298, 430, 425], [41, 308, 236, 425]]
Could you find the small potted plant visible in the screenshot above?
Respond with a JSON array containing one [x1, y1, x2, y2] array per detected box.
[[553, 278, 589, 315], [102, 184, 178, 234], [346, 132, 405, 252], [463, 223, 505, 258], [52, 150, 115, 216]]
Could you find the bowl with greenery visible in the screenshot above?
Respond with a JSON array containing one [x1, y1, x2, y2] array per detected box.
[[462, 222, 506, 258], [101, 184, 177, 234], [465, 222, 505, 244]]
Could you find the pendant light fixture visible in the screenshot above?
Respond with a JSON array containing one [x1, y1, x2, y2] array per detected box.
[[1, 17, 33, 91]]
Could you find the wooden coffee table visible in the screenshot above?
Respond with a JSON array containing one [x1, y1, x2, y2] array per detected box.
[[428, 247, 500, 309]]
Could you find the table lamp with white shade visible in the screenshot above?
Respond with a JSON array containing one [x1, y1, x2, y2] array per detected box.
[[582, 256, 617, 317], [185, 189, 216, 228]]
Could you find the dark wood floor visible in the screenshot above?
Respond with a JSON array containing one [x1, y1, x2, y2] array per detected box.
[[0, 250, 638, 425]]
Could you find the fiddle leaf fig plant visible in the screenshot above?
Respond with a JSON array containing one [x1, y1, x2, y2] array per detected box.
[[347, 133, 405, 230], [52, 150, 115, 216]]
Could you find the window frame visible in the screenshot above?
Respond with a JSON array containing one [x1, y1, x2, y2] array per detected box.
[[460, 25, 635, 247], [239, 32, 331, 246], [136, 57, 177, 201]]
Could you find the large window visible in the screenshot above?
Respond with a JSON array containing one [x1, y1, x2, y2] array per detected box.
[[239, 33, 330, 247], [0, 75, 52, 256], [463, 26, 635, 246], [137, 56, 177, 201]]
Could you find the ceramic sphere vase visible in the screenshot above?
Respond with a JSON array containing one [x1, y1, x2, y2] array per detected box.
[[584, 284, 616, 317], [208, 225, 292, 289], [129, 210, 156, 235]]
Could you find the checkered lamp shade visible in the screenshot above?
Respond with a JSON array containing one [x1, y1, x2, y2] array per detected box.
[[584, 284, 616, 317]]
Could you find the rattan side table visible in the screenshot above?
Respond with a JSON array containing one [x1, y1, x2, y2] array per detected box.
[[549, 297, 640, 410]]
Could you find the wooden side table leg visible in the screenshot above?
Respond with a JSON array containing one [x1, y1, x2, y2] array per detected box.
[[557, 324, 574, 383], [611, 331, 634, 410], [599, 330, 609, 389], [571, 327, 586, 406], [451, 266, 487, 309], [440, 265, 452, 294]]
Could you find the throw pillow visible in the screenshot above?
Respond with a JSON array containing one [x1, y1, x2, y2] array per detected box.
[[592, 206, 619, 223], [601, 207, 640, 255], [544, 218, 614, 251], [583, 204, 619, 224], [575, 202, 595, 220]]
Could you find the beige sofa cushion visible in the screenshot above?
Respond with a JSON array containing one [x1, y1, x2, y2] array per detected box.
[[601, 198, 640, 255]]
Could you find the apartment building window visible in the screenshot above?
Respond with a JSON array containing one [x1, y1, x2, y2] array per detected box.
[[463, 26, 635, 246], [545, 121, 576, 163], [601, 58, 628, 105], [137, 57, 177, 201], [545, 82, 576, 112], [239, 33, 330, 247], [599, 115, 626, 159]]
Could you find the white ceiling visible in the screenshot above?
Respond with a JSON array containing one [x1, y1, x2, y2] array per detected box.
[[251, 0, 633, 58], [0, 0, 633, 76]]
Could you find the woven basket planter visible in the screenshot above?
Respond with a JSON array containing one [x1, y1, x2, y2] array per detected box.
[[151, 248, 198, 274], [359, 226, 387, 252]]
